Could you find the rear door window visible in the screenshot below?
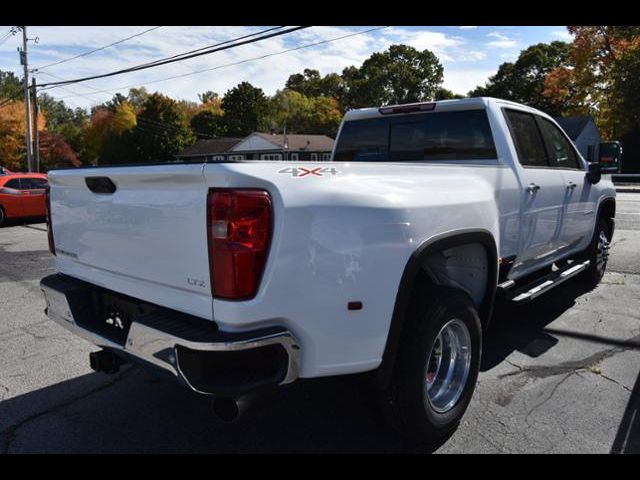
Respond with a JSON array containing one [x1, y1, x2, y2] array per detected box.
[[334, 109, 497, 162], [389, 110, 496, 161], [537, 117, 582, 169], [503, 109, 549, 168]]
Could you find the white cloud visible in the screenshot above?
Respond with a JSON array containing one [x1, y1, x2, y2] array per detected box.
[[550, 30, 572, 41], [459, 26, 478, 30], [457, 50, 487, 61], [486, 31, 518, 49], [487, 39, 518, 48], [442, 68, 496, 95], [487, 32, 509, 40], [0, 26, 516, 109]]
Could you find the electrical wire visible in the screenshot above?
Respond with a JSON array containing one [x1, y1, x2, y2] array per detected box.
[[35, 71, 221, 140], [0, 27, 18, 47], [38, 26, 309, 88], [33, 26, 163, 71], [49, 26, 389, 101]]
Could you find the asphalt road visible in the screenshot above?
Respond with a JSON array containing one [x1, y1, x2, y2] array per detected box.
[[1, 194, 639, 453]]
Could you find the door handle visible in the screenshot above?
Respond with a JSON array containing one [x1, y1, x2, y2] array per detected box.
[[566, 181, 577, 190], [526, 183, 540, 194]]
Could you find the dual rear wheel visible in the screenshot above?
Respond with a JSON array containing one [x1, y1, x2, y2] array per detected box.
[[380, 286, 481, 444]]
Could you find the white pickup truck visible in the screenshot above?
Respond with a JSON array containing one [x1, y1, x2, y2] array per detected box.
[[40, 97, 619, 443]]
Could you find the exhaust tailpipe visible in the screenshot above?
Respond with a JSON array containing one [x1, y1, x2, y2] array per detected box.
[[211, 395, 254, 423], [89, 349, 125, 374]]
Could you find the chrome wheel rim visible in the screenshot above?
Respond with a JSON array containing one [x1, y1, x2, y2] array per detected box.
[[424, 318, 472, 413], [596, 230, 610, 274]]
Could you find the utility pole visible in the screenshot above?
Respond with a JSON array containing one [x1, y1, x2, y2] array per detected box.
[[282, 124, 288, 161], [31, 78, 40, 173], [18, 26, 33, 172]]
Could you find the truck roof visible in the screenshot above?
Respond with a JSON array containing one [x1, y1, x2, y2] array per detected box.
[[343, 97, 549, 122]]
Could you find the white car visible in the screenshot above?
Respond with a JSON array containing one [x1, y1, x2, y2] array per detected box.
[[40, 97, 618, 443]]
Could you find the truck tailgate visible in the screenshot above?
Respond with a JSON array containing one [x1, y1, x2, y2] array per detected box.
[[48, 164, 213, 319]]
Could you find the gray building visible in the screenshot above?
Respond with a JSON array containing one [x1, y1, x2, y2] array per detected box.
[[554, 116, 601, 163], [177, 133, 335, 162]]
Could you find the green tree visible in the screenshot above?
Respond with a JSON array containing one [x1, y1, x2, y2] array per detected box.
[[221, 82, 268, 136], [263, 89, 342, 137], [612, 46, 640, 133], [469, 41, 572, 116], [285, 69, 345, 104], [102, 92, 128, 112], [190, 109, 227, 139], [434, 87, 464, 100], [198, 91, 219, 104], [131, 93, 195, 163], [0, 70, 23, 101], [341, 44, 444, 109], [37, 93, 89, 158], [97, 101, 138, 165], [127, 87, 150, 112], [307, 96, 342, 137], [38, 93, 87, 131], [263, 89, 311, 133], [111, 101, 137, 135]]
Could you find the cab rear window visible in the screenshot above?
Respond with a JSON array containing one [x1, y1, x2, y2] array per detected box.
[[334, 109, 497, 162]]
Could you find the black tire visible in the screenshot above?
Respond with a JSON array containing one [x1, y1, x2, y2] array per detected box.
[[579, 216, 611, 287], [0, 206, 6, 226], [380, 285, 482, 444]]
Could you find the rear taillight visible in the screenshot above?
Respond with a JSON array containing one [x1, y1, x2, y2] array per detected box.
[[45, 185, 55, 255], [207, 189, 272, 300]]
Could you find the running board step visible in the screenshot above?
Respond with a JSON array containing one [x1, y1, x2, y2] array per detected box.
[[508, 260, 590, 304]]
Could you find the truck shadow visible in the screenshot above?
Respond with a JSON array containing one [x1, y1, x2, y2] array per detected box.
[[0, 366, 420, 453], [0, 218, 46, 229], [1, 277, 637, 453], [481, 280, 596, 372]]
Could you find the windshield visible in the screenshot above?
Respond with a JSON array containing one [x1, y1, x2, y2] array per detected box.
[[334, 109, 497, 162]]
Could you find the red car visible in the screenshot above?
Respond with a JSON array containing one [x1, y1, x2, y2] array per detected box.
[[0, 173, 49, 226]]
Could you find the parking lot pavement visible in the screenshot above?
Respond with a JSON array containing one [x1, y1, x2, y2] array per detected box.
[[1, 210, 639, 453]]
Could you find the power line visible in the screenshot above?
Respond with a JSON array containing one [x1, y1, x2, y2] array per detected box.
[[39, 26, 310, 89], [37, 26, 285, 94], [50, 26, 389, 101], [33, 26, 163, 71], [0, 27, 19, 46], [128, 26, 286, 71], [35, 72, 220, 139]]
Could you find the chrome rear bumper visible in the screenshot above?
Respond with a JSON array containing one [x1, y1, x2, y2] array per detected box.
[[40, 274, 300, 395]]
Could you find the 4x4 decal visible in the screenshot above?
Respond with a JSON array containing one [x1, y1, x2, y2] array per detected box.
[[277, 167, 341, 178]]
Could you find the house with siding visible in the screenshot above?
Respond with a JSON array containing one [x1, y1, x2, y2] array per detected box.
[[554, 116, 601, 163], [177, 133, 334, 162]]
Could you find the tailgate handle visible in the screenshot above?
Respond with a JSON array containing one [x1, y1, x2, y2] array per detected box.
[[85, 177, 116, 194]]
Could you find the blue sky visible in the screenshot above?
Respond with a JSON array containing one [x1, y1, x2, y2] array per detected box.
[[0, 26, 573, 110]]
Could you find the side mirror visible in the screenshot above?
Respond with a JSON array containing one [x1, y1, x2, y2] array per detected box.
[[587, 162, 601, 184], [598, 141, 622, 174]]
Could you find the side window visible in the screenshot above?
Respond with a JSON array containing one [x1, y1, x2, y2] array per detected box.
[[28, 178, 48, 190], [504, 109, 549, 168], [4, 179, 21, 189], [538, 118, 582, 169]]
